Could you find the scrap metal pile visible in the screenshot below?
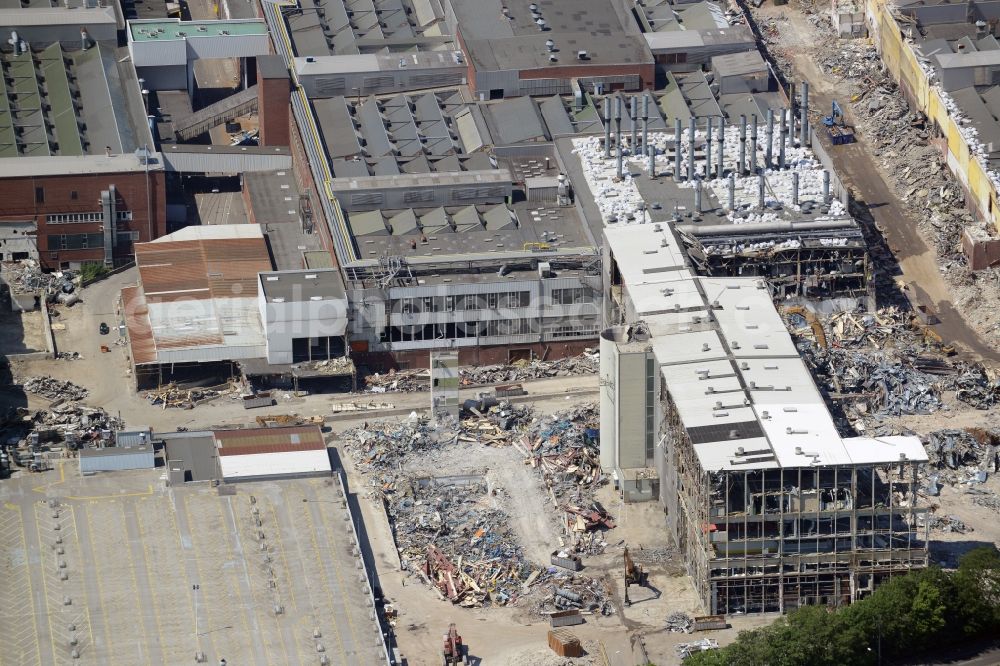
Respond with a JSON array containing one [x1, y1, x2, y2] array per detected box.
[[922, 428, 999, 489], [144, 381, 239, 409], [340, 404, 614, 612], [2, 261, 78, 296], [364, 369, 429, 393], [794, 309, 1000, 426], [362, 353, 599, 393], [33, 402, 123, 442], [20, 376, 89, 401], [459, 352, 599, 386], [399, 476, 529, 607]]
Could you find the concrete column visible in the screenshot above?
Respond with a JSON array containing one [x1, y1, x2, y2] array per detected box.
[[823, 170, 831, 203], [674, 118, 682, 181], [792, 171, 799, 206], [615, 95, 623, 155], [641, 94, 649, 155], [695, 177, 702, 213], [630, 96, 638, 150], [750, 114, 758, 175], [648, 144, 655, 178], [765, 108, 774, 168], [706, 121, 713, 180], [778, 109, 787, 170], [739, 114, 747, 177], [616, 134, 624, 180], [728, 173, 735, 211], [800, 82, 810, 146], [603, 97, 611, 159], [687, 116, 696, 182], [716, 116, 724, 180], [758, 173, 766, 209]]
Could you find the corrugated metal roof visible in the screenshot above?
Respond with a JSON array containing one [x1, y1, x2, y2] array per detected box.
[[122, 285, 157, 365], [135, 228, 271, 301], [214, 425, 325, 450], [127, 226, 272, 364], [217, 442, 325, 456]]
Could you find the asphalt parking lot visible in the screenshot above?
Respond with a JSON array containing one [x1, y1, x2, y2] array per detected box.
[[0, 464, 387, 665]]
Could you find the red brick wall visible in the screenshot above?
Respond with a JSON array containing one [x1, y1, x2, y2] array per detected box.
[[519, 63, 655, 90], [258, 74, 291, 147], [0, 169, 165, 269], [287, 107, 338, 266], [353, 338, 596, 372]]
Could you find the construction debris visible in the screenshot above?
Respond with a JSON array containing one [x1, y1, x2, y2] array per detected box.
[[459, 352, 599, 386], [922, 428, 999, 487], [364, 369, 430, 393], [20, 376, 89, 401], [666, 611, 694, 633], [362, 352, 599, 394], [144, 381, 239, 409], [339, 406, 615, 613], [676, 638, 720, 659], [923, 514, 972, 534], [2, 260, 78, 296]]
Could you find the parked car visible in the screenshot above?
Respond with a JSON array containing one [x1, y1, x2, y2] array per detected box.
[[99, 322, 109, 335]]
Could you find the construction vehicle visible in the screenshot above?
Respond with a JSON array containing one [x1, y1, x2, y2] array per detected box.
[[823, 100, 855, 145], [442, 623, 468, 665], [623, 546, 658, 606]]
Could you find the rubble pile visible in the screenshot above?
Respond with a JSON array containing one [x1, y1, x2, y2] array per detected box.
[[803, 346, 945, 417], [393, 476, 529, 607], [676, 638, 719, 659], [521, 405, 601, 486], [2, 261, 77, 295], [923, 514, 972, 534], [923, 428, 999, 487], [795, 309, 1000, 425], [20, 376, 89, 401], [340, 407, 615, 611], [144, 382, 237, 408], [34, 402, 123, 440], [458, 402, 534, 444], [364, 369, 429, 393], [666, 611, 694, 633], [970, 491, 1000, 512], [340, 419, 449, 474], [459, 352, 599, 385]]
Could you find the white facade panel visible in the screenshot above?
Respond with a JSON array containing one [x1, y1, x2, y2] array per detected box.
[[219, 450, 332, 480]]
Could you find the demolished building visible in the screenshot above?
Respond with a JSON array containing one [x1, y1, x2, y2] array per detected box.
[[598, 222, 929, 614]]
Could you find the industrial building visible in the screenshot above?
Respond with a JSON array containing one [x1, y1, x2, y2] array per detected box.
[[122, 224, 274, 387], [0, 11, 165, 268], [122, 224, 355, 389], [443, 0, 654, 98], [598, 222, 929, 614], [162, 424, 332, 484], [79, 445, 156, 474], [869, 0, 1000, 263]]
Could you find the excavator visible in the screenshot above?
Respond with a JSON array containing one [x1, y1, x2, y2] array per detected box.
[[442, 623, 468, 665], [623, 546, 657, 606]]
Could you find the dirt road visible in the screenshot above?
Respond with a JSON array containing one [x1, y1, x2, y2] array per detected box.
[[752, 4, 1000, 364]]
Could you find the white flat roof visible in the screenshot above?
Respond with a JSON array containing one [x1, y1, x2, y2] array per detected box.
[[151, 224, 263, 242], [0, 152, 161, 178], [219, 449, 332, 479], [604, 224, 688, 287], [627, 279, 704, 317], [604, 222, 929, 471]]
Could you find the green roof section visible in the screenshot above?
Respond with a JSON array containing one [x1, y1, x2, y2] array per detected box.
[[129, 19, 268, 42], [0, 62, 15, 158], [40, 43, 84, 157], [9, 50, 49, 157]]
